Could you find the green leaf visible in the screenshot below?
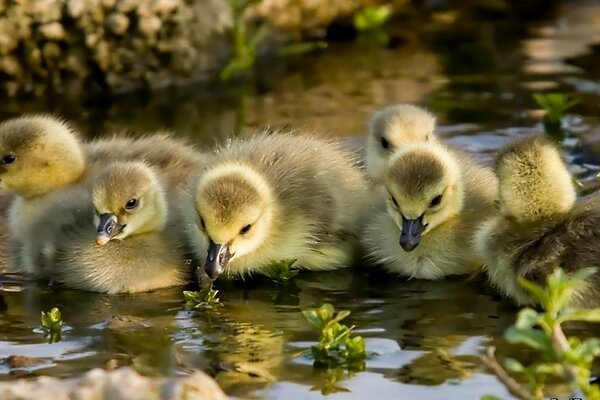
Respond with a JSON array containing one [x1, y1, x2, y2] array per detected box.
[[303, 309, 324, 329], [515, 308, 541, 329], [333, 310, 351, 324], [505, 327, 552, 351], [318, 304, 335, 323], [504, 358, 525, 373], [530, 362, 564, 376], [558, 308, 600, 323], [517, 277, 547, 303], [353, 5, 392, 31]]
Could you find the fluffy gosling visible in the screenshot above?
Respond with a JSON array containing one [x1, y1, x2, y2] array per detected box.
[[475, 136, 600, 308], [363, 142, 498, 279], [185, 131, 370, 279], [366, 104, 437, 182], [44, 162, 186, 294]]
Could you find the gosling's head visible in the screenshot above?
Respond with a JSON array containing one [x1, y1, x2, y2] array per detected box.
[[495, 135, 575, 223], [0, 115, 84, 198], [384, 143, 463, 252], [92, 162, 168, 245], [192, 163, 276, 279], [366, 104, 437, 181]]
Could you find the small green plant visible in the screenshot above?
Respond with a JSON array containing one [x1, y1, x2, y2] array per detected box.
[[482, 268, 600, 400], [221, 0, 269, 81], [183, 284, 221, 309], [40, 307, 63, 344], [302, 303, 367, 369], [267, 259, 299, 284], [533, 93, 579, 140], [353, 5, 392, 31]]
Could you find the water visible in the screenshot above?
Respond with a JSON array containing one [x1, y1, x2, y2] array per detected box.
[[2, 1, 600, 398]]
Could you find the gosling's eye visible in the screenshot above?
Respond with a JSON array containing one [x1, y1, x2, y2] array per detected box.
[[391, 197, 398, 207], [380, 136, 389, 150], [124, 198, 138, 210], [430, 195, 442, 208], [200, 217, 206, 229], [240, 224, 252, 235], [2, 154, 16, 165]]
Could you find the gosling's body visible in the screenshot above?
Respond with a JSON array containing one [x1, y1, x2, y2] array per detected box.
[[185, 131, 370, 278], [475, 136, 600, 307], [363, 142, 497, 279], [0, 115, 202, 274], [40, 162, 186, 294], [366, 104, 437, 182]]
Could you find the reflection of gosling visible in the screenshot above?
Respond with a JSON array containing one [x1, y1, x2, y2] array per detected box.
[[362, 142, 497, 279], [475, 136, 600, 307], [43, 162, 186, 293], [366, 104, 437, 182], [0, 115, 202, 273], [185, 130, 370, 279]]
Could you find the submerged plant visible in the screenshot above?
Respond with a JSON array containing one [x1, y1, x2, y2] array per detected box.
[[183, 284, 221, 309], [302, 303, 367, 369], [40, 307, 64, 344], [267, 259, 299, 284], [482, 268, 600, 400], [353, 5, 392, 47], [533, 93, 579, 140]]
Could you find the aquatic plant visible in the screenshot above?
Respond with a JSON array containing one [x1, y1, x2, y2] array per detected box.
[[302, 303, 367, 369], [40, 307, 64, 344], [353, 5, 392, 31], [183, 284, 221, 309], [268, 259, 299, 284], [482, 268, 600, 400], [221, 0, 268, 81], [533, 93, 579, 140]]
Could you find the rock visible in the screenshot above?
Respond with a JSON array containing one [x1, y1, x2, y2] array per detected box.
[[106, 13, 129, 35], [2, 355, 45, 369], [39, 23, 65, 40], [0, 367, 227, 400]]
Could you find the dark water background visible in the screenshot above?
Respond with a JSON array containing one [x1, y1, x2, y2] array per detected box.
[[2, 1, 600, 398]]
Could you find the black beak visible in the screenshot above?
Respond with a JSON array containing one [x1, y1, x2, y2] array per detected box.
[[96, 213, 124, 246], [205, 239, 231, 279], [399, 216, 426, 252]]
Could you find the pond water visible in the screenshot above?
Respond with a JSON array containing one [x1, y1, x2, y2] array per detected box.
[[2, 1, 600, 399]]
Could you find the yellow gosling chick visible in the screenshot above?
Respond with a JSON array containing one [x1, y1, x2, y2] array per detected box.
[[366, 104, 437, 182], [44, 161, 186, 294], [475, 136, 600, 307], [184, 130, 370, 279], [363, 142, 497, 279]]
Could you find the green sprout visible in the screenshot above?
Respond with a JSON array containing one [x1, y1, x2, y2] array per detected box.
[[482, 268, 600, 400], [533, 93, 579, 140], [302, 303, 367, 369], [183, 284, 221, 309], [353, 5, 392, 31], [267, 259, 299, 284], [40, 307, 63, 344]]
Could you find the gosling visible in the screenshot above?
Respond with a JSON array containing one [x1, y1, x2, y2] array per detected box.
[[366, 104, 437, 182], [184, 130, 370, 279], [42, 161, 187, 294], [475, 136, 600, 308], [362, 142, 498, 279], [0, 115, 202, 273]]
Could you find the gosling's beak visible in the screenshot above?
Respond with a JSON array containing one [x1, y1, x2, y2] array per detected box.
[[96, 213, 123, 246], [205, 239, 231, 280], [399, 215, 426, 252]]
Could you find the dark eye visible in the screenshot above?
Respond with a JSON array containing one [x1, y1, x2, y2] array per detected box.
[[240, 224, 252, 235], [124, 198, 138, 210], [380, 136, 389, 150], [391, 197, 398, 207], [200, 217, 206, 229], [430, 195, 442, 207], [2, 154, 16, 165]]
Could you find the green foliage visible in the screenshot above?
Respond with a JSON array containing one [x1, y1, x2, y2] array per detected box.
[[353, 5, 392, 31], [483, 268, 600, 400], [183, 285, 221, 309], [302, 303, 367, 369], [533, 93, 579, 140], [267, 259, 299, 284], [40, 307, 63, 344]]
